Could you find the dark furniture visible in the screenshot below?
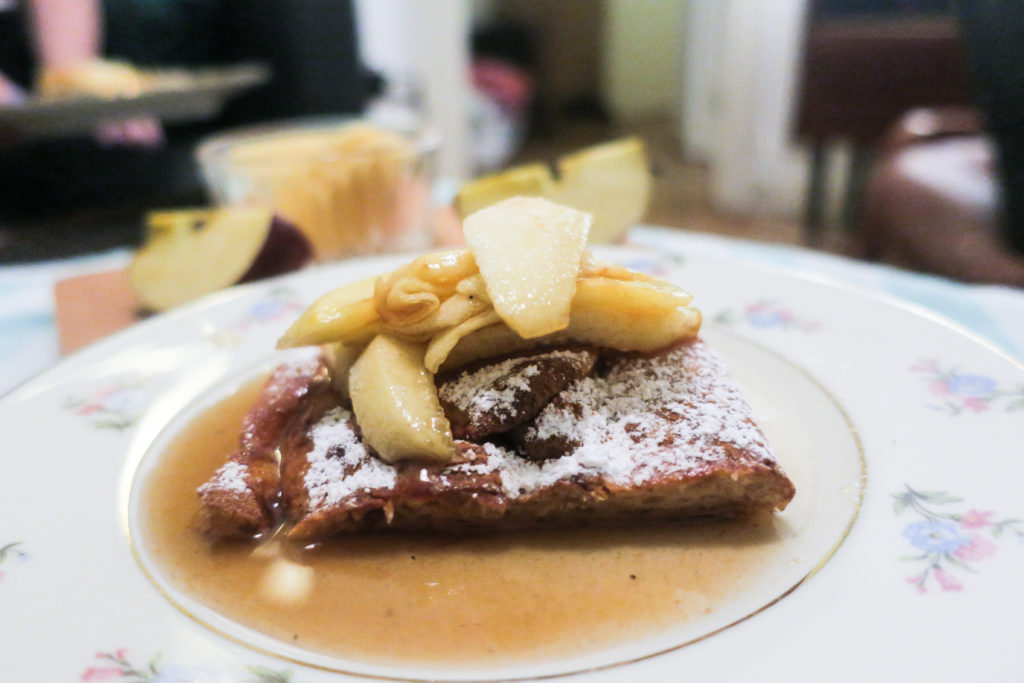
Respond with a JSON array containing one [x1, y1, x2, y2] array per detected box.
[[847, 1, 1024, 287], [860, 106, 1024, 286], [794, 15, 972, 243]]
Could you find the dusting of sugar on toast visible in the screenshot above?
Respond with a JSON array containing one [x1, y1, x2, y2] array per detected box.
[[438, 349, 579, 420], [198, 461, 250, 495], [303, 340, 777, 505], [304, 407, 397, 510], [445, 340, 774, 498]]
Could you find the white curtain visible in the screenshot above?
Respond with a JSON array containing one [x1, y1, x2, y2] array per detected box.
[[680, 0, 810, 218]]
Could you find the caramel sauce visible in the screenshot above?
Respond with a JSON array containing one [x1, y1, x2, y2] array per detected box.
[[139, 380, 783, 668]]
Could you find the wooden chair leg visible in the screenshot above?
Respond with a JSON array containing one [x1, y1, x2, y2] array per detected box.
[[842, 146, 874, 235], [803, 142, 828, 246]]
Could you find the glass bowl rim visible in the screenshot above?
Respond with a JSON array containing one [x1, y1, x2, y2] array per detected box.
[[195, 115, 441, 170]]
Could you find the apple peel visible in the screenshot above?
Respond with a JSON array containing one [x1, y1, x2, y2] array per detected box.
[[129, 207, 312, 311]]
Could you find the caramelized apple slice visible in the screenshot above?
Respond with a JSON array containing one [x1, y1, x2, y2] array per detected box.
[[438, 322, 536, 372], [373, 249, 477, 326], [277, 277, 380, 348], [348, 335, 456, 464], [573, 275, 692, 313], [436, 277, 700, 371], [463, 197, 591, 339], [566, 279, 701, 351], [424, 309, 502, 373], [321, 342, 364, 398]]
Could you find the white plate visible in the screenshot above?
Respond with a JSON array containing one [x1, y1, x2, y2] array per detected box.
[[2, 248, 1023, 682]]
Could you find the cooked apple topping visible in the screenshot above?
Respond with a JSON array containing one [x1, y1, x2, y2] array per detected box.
[[349, 335, 456, 464], [278, 196, 700, 464], [463, 196, 591, 339], [373, 250, 480, 327]]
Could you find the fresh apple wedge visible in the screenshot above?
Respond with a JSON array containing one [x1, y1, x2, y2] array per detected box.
[[463, 197, 591, 339], [454, 163, 555, 219], [348, 334, 456, 464], [129, 208, 312, 311], [555, 137, 652, 244], [453, 138, 651, 243]]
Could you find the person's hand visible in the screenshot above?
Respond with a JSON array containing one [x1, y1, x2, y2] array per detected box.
[[0, 73, 27, 106], [94, 116, 165, 149]]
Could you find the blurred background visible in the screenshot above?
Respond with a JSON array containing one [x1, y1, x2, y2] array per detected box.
[[1, 0, 1021, 286]]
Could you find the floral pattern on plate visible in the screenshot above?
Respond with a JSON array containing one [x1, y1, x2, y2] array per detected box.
[[81, 649, 303, 682], [613, 251, 686, 277], [712, 300, 820, 333], [205, 287, 305, 348], [62, 375, 151, 430], [0, 542, 27, 582], [910, 359, 1024, 415], [894, 485, 1024, 593]]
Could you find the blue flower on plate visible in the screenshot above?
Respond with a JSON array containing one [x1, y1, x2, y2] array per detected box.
[[747, 310, 785, 328], [903, 520, 970, 553], [945, 373, 997, 398], [250, 299, 286, 320], [621, 257, 663, 276]]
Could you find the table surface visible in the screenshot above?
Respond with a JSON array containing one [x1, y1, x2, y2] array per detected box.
[[2, 225, 1022, 397]]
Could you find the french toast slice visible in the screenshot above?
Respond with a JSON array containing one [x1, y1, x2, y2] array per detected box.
[[197, 355, 331, 538], [199, 339, 795, 541]]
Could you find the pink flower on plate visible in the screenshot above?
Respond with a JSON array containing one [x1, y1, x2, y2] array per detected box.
[[960, 509, 995, 529], [910, 359, 941, 373], [929, 380, 951, 396], [905, 575, 926, 593], [80, 667, 123, 680], [954, 534, 997, 561], [962, 397, 989, 413], [934, 568, 963, 591]]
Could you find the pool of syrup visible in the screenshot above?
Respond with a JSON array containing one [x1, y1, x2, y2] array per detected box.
[[139, 380, 783, 668]]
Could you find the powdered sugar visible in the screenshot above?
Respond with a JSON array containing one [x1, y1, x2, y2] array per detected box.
[[438, 349, 586, 420], [302, 340, 775, 506], [199, 461, 250, 495], [261, 350, 325, 402], [454, 341, 774, 498], [304, 407, 397, 510]]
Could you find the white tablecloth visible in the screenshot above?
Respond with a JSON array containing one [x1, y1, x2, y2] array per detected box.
[[2, 226, 1022, 396]]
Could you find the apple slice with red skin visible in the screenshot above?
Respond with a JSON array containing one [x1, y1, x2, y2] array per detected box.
[[238, 214, 313, 282], [129, 208, 312, 311]]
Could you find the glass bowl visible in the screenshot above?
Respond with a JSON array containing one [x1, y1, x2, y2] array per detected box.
[[196, 117, 440, 261]]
